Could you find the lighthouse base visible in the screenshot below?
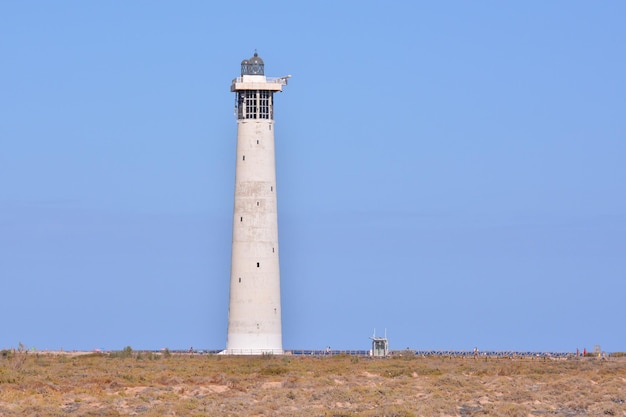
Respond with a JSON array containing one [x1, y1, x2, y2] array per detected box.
[[222, 331, 283, 355], [218, 348, 284, 355]]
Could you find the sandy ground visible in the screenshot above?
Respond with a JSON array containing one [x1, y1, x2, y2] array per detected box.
[[0, 352, 624, 416]]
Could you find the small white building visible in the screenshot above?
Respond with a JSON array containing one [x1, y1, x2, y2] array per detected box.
[[370, 333, 389, 357]]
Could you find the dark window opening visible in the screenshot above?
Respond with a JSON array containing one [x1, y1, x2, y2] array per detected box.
[[259, 90, 270, 119], [240, 216, 243, 222], [256, 201, 259, 206], [256, 262, 260, 267], [256, 140, 259, 144], [270, 186, 273, 191], [242, 155, 245, 161], [245, 91, 258, 119], [238, 90, 274, 120], [238, 277, 241, 283]]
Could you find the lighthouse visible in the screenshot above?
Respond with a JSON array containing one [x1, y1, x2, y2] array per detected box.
[[224, 52, 289, 355]]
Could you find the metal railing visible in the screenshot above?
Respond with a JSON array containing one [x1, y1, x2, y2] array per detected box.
[[231, 77, 288, 85]]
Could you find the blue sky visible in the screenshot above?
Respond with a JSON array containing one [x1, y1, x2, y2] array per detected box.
[[1, 1, 624, 353]]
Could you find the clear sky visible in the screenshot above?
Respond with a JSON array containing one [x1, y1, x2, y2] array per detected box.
[[1, 1, 625, 353]]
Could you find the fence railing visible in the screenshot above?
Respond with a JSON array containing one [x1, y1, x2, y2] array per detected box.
[[231, 77, 288, 85], [106, 349, 583, 358]]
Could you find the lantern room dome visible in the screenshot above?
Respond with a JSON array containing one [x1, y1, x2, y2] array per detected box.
[[241, 52, 265, 76], [249, 52, 264, 66]]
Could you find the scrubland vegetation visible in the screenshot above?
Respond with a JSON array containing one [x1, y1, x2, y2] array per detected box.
[[1, 348, 625, 416]]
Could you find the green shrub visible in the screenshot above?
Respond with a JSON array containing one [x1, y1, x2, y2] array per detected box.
[[109, 346, 134, 359], [260, 364, 288, 375]]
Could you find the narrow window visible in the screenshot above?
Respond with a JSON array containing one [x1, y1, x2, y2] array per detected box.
[[238, 277, 241, 283], [257, 140, 259, 144], [270, 186, 273, 191], [256, 262, 260, 267], [240, 216, 243, 222], [259, 91, 270, 119], [256, 201, 259, 206], [243, 155, 245, 161], [272, 247, 275, 253]]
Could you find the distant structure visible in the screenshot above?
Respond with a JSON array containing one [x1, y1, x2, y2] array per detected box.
[[223, 52, 290, 355], [370, 330, 389, 357]]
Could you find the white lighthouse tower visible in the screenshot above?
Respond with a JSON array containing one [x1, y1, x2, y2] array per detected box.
[[224, 52, 289, 355]]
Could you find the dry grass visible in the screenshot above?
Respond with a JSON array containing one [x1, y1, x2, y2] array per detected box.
[[1, 351, 625, 416]]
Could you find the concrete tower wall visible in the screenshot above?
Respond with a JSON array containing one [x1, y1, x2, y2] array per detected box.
[[227, 119, 283, 354]]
